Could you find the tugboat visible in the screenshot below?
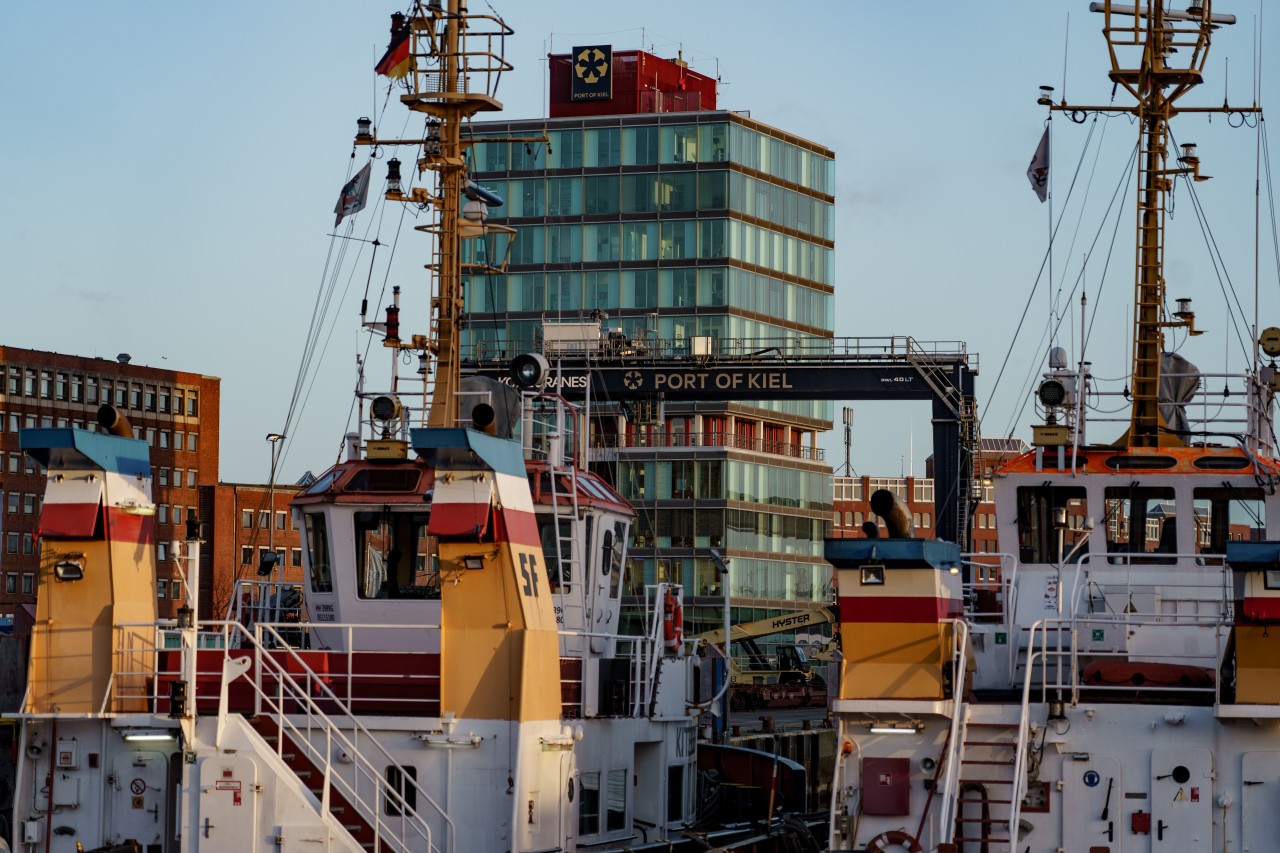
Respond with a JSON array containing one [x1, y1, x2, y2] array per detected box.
[[827, 3, 1280, 852], [6, 4, 783, 852]]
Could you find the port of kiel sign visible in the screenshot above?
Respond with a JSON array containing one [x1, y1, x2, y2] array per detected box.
[[571, 46, 612, 101]]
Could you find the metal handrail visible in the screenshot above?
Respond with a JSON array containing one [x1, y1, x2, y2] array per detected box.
[[245, 622, 449, 853], [935, 618, 970, 840]]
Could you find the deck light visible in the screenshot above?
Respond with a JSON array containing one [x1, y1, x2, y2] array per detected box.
[[1174, 298, 1194, 320], [462, 556, 485, 571], [1037, 85, 1055, 105], [1178, 143, 1199, 164], [356, 117, 373, 142], [387, 158, 402, 194], [53, 557, 85, 582], [869, 723, 922, 735], [122, 729, 176, 742], [1037, 379, 1067, 407]]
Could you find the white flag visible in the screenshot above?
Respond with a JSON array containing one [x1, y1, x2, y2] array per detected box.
[[1027, 127, 1049, 203], [334, 162, 372, 227]]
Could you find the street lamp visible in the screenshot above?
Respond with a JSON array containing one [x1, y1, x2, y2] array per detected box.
[[266, 433, 286, 584]]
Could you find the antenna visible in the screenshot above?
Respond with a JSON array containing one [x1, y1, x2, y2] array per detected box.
[[842, 406, 854, 477]]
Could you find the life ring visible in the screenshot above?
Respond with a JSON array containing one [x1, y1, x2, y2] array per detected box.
[[865, 829, 922, 853], [663, 588, 684, 653]]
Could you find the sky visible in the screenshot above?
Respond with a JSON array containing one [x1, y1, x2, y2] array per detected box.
[[2, 1, 1277, 486]]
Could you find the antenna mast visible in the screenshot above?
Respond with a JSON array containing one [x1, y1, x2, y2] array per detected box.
[[1052, 2, 1258, 447]]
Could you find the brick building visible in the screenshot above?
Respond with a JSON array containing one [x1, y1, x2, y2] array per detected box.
[[831, 475, 938, 540], [200, 482, 304, 619], [0, 347, 220, 620]]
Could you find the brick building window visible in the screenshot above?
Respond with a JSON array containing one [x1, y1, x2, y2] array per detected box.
[[241, 546, 252, 564], [188, 470, 197, 488], [4, 575, 14, 594], [157, 579, 167, 599], [241, 510, 252, 528], [22, 574, 33, 594]]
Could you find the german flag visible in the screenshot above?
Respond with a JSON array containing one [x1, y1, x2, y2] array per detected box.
[[375, 13, 411, 79]]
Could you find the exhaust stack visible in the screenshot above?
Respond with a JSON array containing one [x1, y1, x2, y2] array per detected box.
[[869, 488, 914, 538], [96, 404, 134, 438]]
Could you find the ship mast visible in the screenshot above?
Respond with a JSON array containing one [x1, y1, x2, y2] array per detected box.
[[1050, 2, 1257, 447], [357, 1, 512, 428]]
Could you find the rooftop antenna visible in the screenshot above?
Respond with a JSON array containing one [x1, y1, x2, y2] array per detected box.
[[842, 406, 854, 477]]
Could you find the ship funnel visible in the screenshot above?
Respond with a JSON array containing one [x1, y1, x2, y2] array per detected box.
[[96, 404, 134, 438], [471, 403, 497, 435], [869, 489, 914, 538]]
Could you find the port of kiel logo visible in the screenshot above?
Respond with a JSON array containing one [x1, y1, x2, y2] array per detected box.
[[623, 370, 643, 390], [571, 45, 612, 101]]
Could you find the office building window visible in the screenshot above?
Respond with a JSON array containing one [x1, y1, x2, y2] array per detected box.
[[158, 542, 168, 562], [241, 546, 253, 565], [188, 433, 198, 451], [188, 469, 197, 488], [159, 431, 169, 449], [291, 547, 302, 567], [188, 392, 199, 416], [242, 510, 253, 528], [6, 493, 17, 513], [160, 391, 170, 413], [22, 533, 33, 555], [21, 574, 33, 595], [172, 582, 182, 599], [4, 534, 16, 554], [259, 511, 270, 528], [157, 579, 167, 599], [159, 468, 169, 486], [4, 575, 14, 594], [276, 511, 287, 530]]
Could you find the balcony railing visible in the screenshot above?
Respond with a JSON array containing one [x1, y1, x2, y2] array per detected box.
[[591, 431, 825, 462]]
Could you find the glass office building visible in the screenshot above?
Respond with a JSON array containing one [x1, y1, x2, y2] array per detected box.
[[461, 52, 835, 634]]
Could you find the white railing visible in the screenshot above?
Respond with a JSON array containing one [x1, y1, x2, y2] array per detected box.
[[934, 618, 970, 839], [240, 622, 449, 853], [108, 619, 449, 853]]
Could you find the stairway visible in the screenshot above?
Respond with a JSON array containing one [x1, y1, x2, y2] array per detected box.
[[249, 717, 391, 853], [950, 716, 1022, 850]]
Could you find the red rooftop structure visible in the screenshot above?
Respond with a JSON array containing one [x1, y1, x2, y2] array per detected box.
[[549, 48, 717, 118]]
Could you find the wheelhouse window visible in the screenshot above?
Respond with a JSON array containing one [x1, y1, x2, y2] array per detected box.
[[304, 513, 333, 593], [1016, 485, 1088, 564], [538, 516, 572, 592], [604, 521, 626, 597], [578, 772, 600, 835], [354, 510, 437, 599], [1194, 486, 1265, 561], [1105, 485, 1176, 563]]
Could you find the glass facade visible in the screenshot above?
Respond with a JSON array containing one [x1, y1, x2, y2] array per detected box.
[[463, 111, 835, 630]]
